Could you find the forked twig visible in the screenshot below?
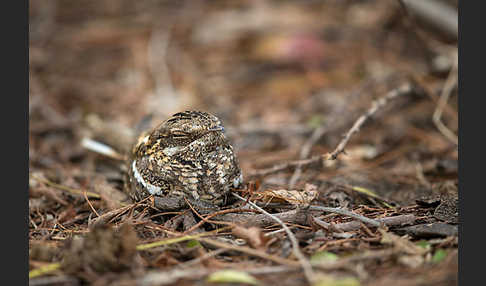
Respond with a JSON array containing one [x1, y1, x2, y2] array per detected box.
[[250, 83, 415, 178], [288, 78, 379, 189], [327, 83, 413, 160], [232, 193, 317, 284]]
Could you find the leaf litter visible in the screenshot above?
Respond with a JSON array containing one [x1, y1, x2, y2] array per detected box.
[[29, 0, 458, 285]]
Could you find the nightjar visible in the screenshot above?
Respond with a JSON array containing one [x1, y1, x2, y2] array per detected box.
[[124, 111, 243, 211]]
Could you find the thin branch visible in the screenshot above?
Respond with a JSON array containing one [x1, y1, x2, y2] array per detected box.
[[327, 83, 413, 160], [308, 205, 382, 228], [249, 83, 415, 178], [232, 193, 316, 284], [83, 191, 100, 218], [183, 208, 260, 235], [215, 208, 310, 227], [433, 51, 458, 145], [198, 237, 300, 267], [91, 205, 133, 226], [313, 214, 416, 232], [288, 78, 379, 189], [288, 125, 328, 189]]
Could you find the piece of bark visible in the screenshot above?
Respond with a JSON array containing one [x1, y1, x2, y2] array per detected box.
[[313, 214, 416, 232], [396, 222, 458, 238]]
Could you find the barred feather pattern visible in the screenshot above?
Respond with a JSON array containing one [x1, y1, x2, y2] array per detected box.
[[124, 111, 243, 210]]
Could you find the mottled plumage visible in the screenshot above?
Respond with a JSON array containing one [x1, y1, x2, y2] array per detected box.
[[125, 111, 243, 210]]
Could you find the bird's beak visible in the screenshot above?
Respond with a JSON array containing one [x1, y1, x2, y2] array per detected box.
[[208, 125, 225, 132]]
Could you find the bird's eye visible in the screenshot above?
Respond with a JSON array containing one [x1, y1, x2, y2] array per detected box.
[[171, 130, 189, 138]]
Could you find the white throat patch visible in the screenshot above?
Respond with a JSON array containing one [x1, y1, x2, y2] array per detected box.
[[131, 160, 163, 195]]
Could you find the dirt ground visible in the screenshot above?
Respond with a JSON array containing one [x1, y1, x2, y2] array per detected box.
[[29, 1, 458, 285]]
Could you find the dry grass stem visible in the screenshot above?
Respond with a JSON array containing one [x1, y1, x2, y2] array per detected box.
[[83, 191, 100, 218]]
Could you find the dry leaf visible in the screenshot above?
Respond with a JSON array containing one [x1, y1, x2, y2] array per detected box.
[[259, 183, 318, 206], [207, 270, 260, 285]]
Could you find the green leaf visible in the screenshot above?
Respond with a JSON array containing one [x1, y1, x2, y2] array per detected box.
[[351, 186, 394, 209], [310, 251, 339, 263], [415, 241, 431, 249], [207, 270, 260, 285], [29, 263, 61, 279], [431, 249, 447, 263], [313, 276, 360, 286], [351, 186, 378, 197], [186, 239, 202, 248]]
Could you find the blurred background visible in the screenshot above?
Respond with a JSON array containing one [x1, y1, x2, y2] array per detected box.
[[29, 0, 458, 205]]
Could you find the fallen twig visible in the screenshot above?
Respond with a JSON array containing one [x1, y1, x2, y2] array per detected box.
[[90, 205, 133, 226], [432, 50, 458, 145], [313, 214, 416, 232], [215, 208, 311, 226], [288, 78, 382, 188], [249, 83, 415, 178], [198, 237, 300, 267], [327, 83, 413, 160], [232, 192, 317, 285], [308, 206, 382, 228], [83, 191, 100, 218], [219, 202, 394, 231], [287, 125, 328, 189], [183, 207, 260, 235]]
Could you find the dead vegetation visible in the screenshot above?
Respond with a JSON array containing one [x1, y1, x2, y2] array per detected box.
[[29, 0, 458, 285]]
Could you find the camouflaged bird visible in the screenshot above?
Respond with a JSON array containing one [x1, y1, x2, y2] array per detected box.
[[124, 111, 243, 211]]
